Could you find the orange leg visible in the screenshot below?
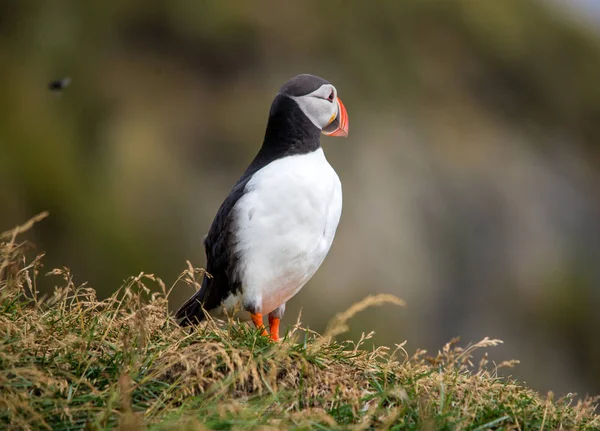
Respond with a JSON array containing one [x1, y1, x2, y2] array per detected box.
[[268, 315, 281, 342], [250, 313, 268, 337]]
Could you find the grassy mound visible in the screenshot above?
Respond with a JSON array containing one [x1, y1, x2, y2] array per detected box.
[[1, 215, 598, 430]]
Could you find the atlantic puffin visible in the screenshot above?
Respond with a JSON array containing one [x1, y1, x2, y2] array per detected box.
[[175, 74, 349, 341]]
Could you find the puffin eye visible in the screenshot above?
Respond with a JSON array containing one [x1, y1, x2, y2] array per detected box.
[[327, 90, 335, 102]]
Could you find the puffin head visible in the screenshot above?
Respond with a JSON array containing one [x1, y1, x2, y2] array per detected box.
[[278, 74, 349, 138]]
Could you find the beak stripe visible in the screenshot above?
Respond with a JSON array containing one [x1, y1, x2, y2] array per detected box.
[[323, 97, 349, 137]]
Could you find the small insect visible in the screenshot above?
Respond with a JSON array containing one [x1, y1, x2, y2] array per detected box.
[[48, 77, 71, 92]]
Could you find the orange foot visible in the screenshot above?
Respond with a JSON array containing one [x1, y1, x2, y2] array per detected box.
[[268, 315, 280, 342], [250, 313, 268, 337]]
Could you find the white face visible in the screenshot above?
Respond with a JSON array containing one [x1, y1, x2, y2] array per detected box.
[[290, 84, 339, 131]]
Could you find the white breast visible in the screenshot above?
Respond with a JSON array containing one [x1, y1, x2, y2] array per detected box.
[[229, 148, 342, 316]]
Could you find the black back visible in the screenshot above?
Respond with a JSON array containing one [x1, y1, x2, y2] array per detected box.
[[176, 75, 328, 325]]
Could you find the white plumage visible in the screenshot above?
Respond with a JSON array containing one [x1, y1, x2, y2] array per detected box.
[[219, 148, 342, 318]]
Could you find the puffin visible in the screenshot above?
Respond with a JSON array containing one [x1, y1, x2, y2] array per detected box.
[[175, 74, 349, 341]]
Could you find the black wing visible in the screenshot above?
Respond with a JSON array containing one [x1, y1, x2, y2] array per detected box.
[[174, 101, 315, 326], [175, 178, 250, 326]]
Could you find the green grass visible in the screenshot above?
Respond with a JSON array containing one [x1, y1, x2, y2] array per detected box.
[[1, 215, 598, 430]]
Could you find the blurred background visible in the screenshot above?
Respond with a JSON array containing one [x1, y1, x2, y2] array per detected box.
[[1, 0, 600, 398]]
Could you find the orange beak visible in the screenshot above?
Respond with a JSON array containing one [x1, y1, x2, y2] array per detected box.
[[322, 97, 349, 137]]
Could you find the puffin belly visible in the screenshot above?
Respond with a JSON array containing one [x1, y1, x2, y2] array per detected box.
[[233, 148, 342, 315]]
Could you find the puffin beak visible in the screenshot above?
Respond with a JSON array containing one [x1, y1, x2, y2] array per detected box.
[[322, 97, 349, 137]]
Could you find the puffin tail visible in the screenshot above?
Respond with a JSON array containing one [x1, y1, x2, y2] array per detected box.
[[174, 276, 208, 327]]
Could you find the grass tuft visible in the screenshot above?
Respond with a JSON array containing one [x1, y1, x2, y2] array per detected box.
[[1, 214, 598, 430]]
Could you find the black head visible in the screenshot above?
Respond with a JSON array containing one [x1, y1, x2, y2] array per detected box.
[[271, 74, 349, 138], [279, 74, 331, 98], [246, 74, 349, 173]]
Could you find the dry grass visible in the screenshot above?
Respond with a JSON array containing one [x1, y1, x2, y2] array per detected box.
[[0, 215, 598, 430]]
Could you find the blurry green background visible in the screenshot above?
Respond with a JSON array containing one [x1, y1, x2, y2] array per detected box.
[[2, 0, 600, 397]]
